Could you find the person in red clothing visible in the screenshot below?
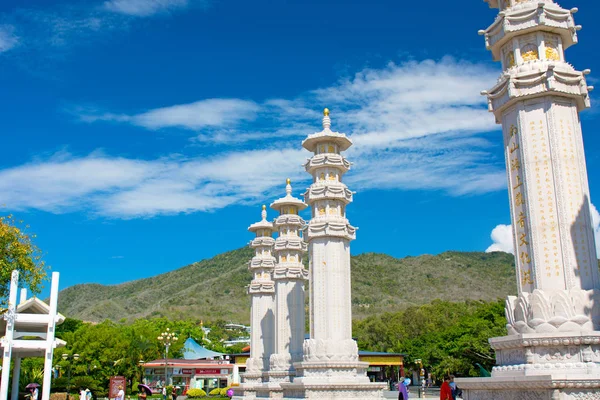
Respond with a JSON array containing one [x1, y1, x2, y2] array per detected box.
[[440, 376, 453, 400]]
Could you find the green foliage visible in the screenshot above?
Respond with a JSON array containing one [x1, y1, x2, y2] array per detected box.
[[57, 248, 518, 323], [185, 389, 206, 398], [353, 299, 507, 379], [0, 214, 48, 307], [208, 388, 220, 396], [19, 358, 44, 391], [219, 387, 231, 396]]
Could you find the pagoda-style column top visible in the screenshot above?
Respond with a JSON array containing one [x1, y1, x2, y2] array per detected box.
[[270, 180, 307, 214], [302, 109, 352, 153], [248, 205, 275, 234], [480, 0, 579, 60]]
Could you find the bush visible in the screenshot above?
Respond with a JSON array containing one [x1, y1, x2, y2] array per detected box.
[[219, 387, 231, 397], [184, 389, 206, 398]]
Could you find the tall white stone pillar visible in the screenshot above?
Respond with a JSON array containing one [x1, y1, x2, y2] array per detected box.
[[267, 180, 308, 390], [0, 271, 19, 400], [281, 110, 385, 399], [458, 1, 600, 399], [10, 356, 20, 400], [235, 206, 276, 400]]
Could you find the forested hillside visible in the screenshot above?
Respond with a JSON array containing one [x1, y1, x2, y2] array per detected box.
[[58, 247, 518, 322]]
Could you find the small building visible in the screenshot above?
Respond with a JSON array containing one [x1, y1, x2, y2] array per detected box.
[[142, 359, 234, 393], [142, 338, 237, 393]]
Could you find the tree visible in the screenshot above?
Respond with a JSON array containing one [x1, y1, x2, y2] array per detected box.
[[0, 214, 48, 306]]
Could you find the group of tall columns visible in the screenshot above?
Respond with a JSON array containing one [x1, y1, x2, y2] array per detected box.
[[234, 111, 385, 399]]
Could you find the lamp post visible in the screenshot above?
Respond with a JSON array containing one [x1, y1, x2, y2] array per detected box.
[[62, 353, 80, 400], [138, 360, 145, 386], [157, 329, 178, 386], [414, 359, 424, 398]]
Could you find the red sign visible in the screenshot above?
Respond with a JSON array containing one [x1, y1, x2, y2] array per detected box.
[[195, 369, 221, 375], [182, 369, 193, 375], [109, 376, 126, 399]]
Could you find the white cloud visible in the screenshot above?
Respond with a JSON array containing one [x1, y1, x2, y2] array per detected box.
[[0, 24, 19, 53], [0, 149, 306, 218], [103, 0, 198, 17], [486, 204, 600, 256], [79, 58, 505, 196], [82, 99, 260, 130], [5, 57, 508, 218], [486, 224, 514, 254]]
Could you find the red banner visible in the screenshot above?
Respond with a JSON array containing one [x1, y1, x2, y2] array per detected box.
[[195, 369, 221, 375], [109, 376, 126, 399]]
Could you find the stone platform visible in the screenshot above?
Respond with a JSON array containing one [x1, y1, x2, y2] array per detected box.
[[456, 332, 600, 400]]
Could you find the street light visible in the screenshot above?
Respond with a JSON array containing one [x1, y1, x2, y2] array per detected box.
[[414, 359, 425, 398], [61, 353, 80, 400], [138, 360, 145, 386], [158, 328, 178, 386]]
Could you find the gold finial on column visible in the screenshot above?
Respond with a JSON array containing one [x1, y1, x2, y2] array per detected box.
[[323, 108, 330, 116], [262, 205, 266, 210], [286, 178, 291, 185]]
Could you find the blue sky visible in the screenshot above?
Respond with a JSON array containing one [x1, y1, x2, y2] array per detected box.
[[1, 0, 599, 296]]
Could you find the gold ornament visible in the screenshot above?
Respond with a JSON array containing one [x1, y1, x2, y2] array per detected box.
[[323, 108, 330, 116], [546, 47, 560, 61]]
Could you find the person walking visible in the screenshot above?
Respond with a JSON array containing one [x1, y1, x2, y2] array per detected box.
[[440, 376, 453, 400], [162, 387, 166, 400], [116, 386, 125, 400], [398, 378, 410, 400], [171, 386, 177, 400]]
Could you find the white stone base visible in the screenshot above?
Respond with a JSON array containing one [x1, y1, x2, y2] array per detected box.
[[232, 382, 283, 400], [456, 332, 600, 400], [456, 375, 600, 400], [280, 382, 386, 399], [279, 360, 385, 399]]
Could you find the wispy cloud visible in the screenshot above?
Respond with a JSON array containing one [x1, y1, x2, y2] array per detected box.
[[1, 0, 207, 60], [0, 149, 305, 218], [486, 204, 600, 255], [103, 0, 204, 17], [4, 58, 506, 218], [81, 99, 261, 130], [0, 24, 19, 53]]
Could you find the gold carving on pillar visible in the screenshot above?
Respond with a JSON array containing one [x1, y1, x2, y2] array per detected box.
[[545, 35, 560, 61], [521, 269, 534, 285], [520, 251, 531, 264], [519, 233, 529, 246], [517, 212, 527, 228], [511, 158, 521, 171], [522, 44, 539, 62], [515, 192, 524, 207], [545, 47, 560, 61], [513, 175, 523, 190]]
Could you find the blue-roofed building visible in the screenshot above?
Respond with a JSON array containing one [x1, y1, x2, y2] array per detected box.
[[182, 337, 225, 360], [142, 338, 236, 394]]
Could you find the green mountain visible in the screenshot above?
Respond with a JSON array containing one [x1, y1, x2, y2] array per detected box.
[[57, 248, 518, 323]]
